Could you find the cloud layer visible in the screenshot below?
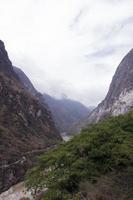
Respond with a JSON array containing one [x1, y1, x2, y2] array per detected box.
[[0, 0, 133, 106]]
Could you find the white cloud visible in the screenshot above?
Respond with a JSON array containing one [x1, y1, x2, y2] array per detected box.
[[0, 0, 133, 106]]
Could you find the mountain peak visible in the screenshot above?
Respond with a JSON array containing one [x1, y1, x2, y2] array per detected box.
[[0, 40, 13, 75], [105, 49, 133, 105], [0, 40, 4, 47], [87, 49, 133, 123]]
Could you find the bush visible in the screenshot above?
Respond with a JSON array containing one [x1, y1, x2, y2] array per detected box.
[[26, 111, 133, 200]]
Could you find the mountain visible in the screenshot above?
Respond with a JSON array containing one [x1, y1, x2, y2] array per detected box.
[[14, 67, 90, 134], [43, 94, 91, 133], [14, 66, 37, 95], [0, 41, 62, 192], [0, 40, 61, 191], [88, 49, 133, 124]]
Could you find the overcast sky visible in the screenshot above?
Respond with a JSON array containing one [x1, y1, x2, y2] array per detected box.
[[0, 0, 133, 106]]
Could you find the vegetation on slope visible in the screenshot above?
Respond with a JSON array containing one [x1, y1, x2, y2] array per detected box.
[[26, 111, 133, 200]]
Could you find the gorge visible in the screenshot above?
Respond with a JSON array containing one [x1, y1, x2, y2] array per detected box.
[[0, 41, 133, 200]]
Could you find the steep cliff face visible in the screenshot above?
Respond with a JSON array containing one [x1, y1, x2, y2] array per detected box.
[[14, 67, 90, 134], [0, 40, 61, 165], [0, 41, 15, 77], [88, 49, 133, 123], [13, 66, 49, 109], [13, 66, 37, 95]]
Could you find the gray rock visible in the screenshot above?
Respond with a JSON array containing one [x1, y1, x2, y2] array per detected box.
[[88, 49, 133, 124]]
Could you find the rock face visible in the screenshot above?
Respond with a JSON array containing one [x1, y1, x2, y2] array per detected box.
[[14, 66, 37, 95], [0, 40, 61, 192], [14, 67, 90, 134], [0, 41, 13, 74], [88, 49, 133, 123]]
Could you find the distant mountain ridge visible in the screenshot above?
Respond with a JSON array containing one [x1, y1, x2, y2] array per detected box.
[[87, 49, 133, 123], [14, 67, 90, 134], [43, 93, 91, 133]]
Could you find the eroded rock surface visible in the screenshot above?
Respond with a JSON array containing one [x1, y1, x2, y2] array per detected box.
[[0, 40, 61, 193], [88, 49, 133, 123]]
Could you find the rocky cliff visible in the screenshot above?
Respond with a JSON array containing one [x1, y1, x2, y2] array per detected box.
[[88, 49, 133, 123], [14, 67, 90, 134], [0, 40, 61, 192]]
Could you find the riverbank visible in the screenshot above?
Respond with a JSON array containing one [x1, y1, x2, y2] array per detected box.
[[0, 135, 70, 199], [0, 182, 32, 200]]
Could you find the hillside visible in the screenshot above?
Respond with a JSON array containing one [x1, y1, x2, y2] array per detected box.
[[26, 111, 133, 200], [14, 67, 90, 134], [87, 50, 133, 124], [0, 40, 61, 192], [0, 40, 61, 163]]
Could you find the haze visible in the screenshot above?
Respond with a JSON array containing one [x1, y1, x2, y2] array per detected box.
[[0, 0, 133, 106]]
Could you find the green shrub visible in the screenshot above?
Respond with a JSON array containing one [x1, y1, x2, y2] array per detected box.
[[26, 111, 133, 200]]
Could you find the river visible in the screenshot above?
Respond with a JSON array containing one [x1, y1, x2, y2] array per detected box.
[[61, 132, 71, 141]]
